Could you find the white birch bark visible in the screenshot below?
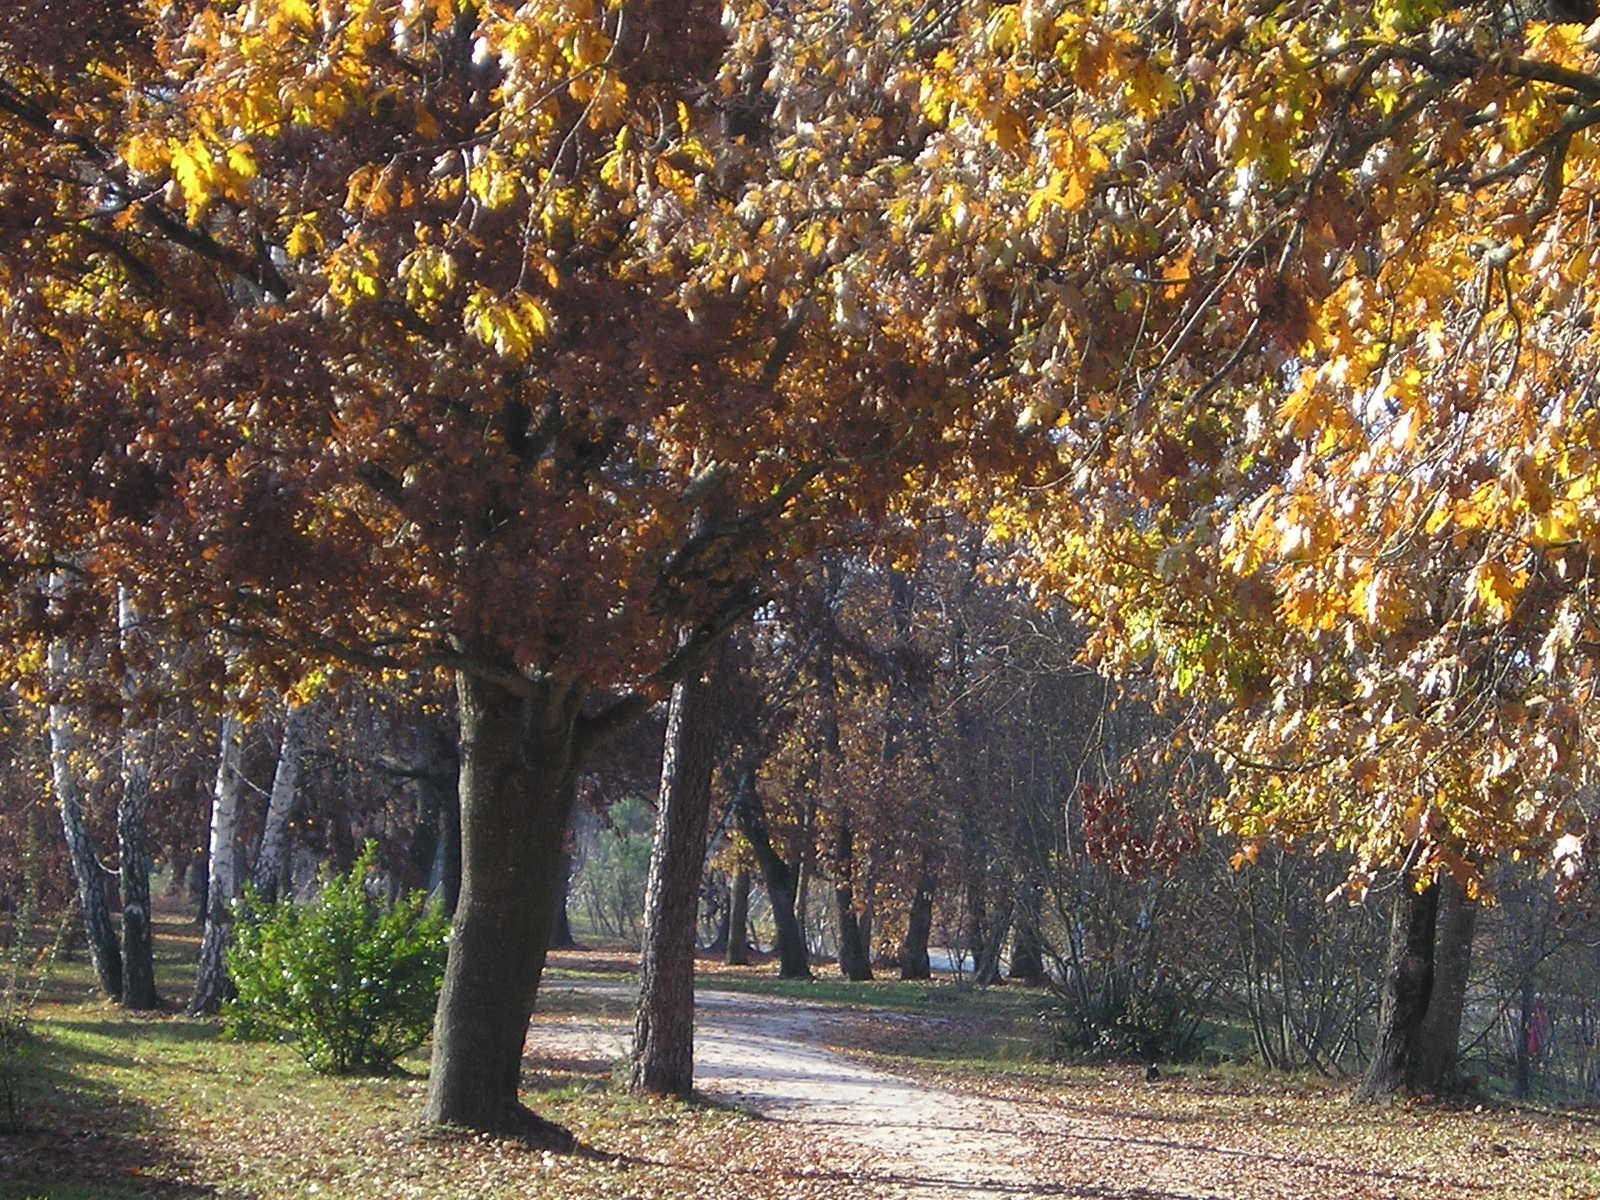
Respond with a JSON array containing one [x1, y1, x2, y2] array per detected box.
[[48, 635, 123, 999], [116, 588, 158, 1008], [251, 700, 308, 904], [189, 711, 244, 1015]]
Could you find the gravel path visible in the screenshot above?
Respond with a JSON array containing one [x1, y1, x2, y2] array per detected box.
[[529, 983, 1488, 1200], [531, 982, 1040, 1197]]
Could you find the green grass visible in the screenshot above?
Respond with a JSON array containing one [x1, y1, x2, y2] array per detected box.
[[693, 971, 1047, 1016], [2, 909, 873, 1200]]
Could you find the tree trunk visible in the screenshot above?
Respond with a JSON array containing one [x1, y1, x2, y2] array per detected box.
[[973, 895, 1014, 986], [832, 816, 872, 981], [1357, 879, 1440, 1101], [1515, 973, 1535, 1099], [900, 864, 936, 981], [706, 873, 731, 954], [1414, 874, 1477, 1093], [251, 701, 308, 905], [427, 739, 462, 916], [550, 845, 578, 949], [190, 713, 244, 1016], [630, 669, 720, 1097], [1009, 885, 1047, 985], [423, 672, 580, 1137], [115, 590, 158, 1010], [48, 641, 122, 1000], [725, 867, 751, 966], [732, 761, 811, 979]]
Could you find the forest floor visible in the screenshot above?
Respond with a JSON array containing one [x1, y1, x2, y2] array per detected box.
[[3, 914, 1598, 1199]]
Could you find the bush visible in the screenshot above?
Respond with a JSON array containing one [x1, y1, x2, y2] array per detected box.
[[1046, 970, 1211, 1063], [225, 843, 449, 1075]]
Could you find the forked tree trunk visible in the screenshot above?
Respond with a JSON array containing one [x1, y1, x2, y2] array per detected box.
[[48, 641, 122, 1000], [630, 669, 720, 1096], [423, 672, 581, 1136], [1414, 874, 1476, 1092], [832, 816, 872, 981], [190, 713, 244, 1016], [973, 895, 1014, 986], [725, 867, 752, 966], [732, 760, 811, 979], [115, 590, 158, 1010], [900, 864, 936, 981], [251, 701, 308, 905], [1357, 879, 1440, 1100]]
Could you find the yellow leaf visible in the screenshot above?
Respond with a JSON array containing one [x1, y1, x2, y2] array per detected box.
[[284, 214, 322, 259], [1472, 560, 1527, 623]]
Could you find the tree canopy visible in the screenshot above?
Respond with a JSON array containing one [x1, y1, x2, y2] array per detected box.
[[8, 0, 1600, 1129]]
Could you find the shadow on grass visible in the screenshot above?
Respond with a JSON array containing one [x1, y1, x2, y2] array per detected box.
[[0, 1017, 221, 1199]]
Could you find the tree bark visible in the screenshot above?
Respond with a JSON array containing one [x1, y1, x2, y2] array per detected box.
[[706, 873, 731, 954], [973, 895, 1014, 986], [550, 845, 578, 949], [899, 864, 936, 981], [49, 640, 122, 1000], [423, 672, 580, 1137], [732, 760, 811, 979], [1414, 874, 1476, 1092], [630, 668, 720, 1096], [1009, 885, 1047, 985], [190, 713, 244, 1016], [251, 701, 308, 905], [1357, 879, 1439, 1100], [725, 867, 751, 966], [115, 590, 158, 1010], [116, 743, 157, 1009], [832, 815, 872, 981]]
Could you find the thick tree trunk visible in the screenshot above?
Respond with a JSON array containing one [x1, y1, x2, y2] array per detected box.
[[725, 867, 751, 966], [251, 701, 308, 905], [115, 591, 158, 1010], [1357, 879, 1440, 1100], [630, 670, 720, 1097], [900, 865, 936, 981], [190, 713, 244, 1016], [49, 641, 122, 1000], [423, 672, 580, 1136], [832, 816, 872, 981], [732, 761, 811, 979], [1414, 874, 1477, 1092]]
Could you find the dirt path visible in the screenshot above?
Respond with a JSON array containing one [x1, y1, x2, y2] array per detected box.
[[529, 983, 1488, 1200], [533, 982, 1037, 1197]]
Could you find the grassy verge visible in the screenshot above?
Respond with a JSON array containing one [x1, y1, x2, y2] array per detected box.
[[1, 909, 876, 1200]]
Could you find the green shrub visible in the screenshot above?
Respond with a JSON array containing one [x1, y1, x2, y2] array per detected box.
[[1046, 971, 1211, 1064], [224, 843, 449, 1075]]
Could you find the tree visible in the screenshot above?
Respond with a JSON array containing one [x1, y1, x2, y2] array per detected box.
[[939, 1, 1600, 1090], [0, 0, 1012, 1134], [629, 663, 720, 1097], [191, 712, 245, 1016], [116, 591, 159, 1010]]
